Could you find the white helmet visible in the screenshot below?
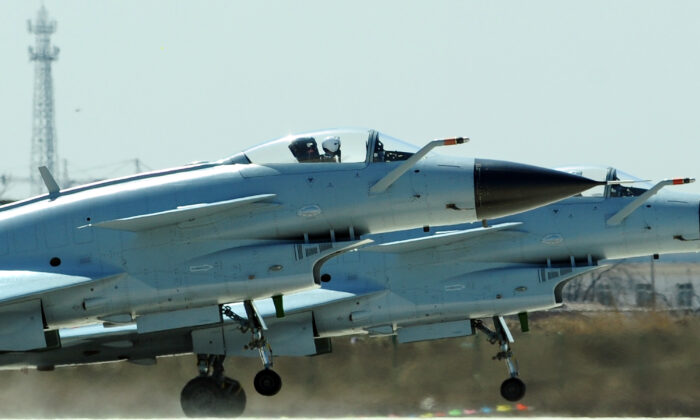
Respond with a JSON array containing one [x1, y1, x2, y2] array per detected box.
[[322, 136, 341, 154]]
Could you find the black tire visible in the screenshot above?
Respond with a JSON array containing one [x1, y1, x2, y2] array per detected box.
[[500, 377, 526, 402], [253, 369, 282, 396], [181, 376, 247, 418], [181, 377, 222, 417], [219, 377, 247, 417]]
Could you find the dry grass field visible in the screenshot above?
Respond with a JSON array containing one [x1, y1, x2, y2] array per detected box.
[[0, 311, 697, 417]]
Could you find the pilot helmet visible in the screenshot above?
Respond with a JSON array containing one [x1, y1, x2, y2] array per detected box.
[[322, 136, 341, 155]]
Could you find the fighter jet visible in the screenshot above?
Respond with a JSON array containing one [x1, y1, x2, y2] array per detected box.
[[0, 164, 694, 417], [0, 128, 601, 398]]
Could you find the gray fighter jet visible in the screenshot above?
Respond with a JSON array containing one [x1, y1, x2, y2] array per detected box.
[[0, 164, 694, 417], [0, 128, 601, 399]]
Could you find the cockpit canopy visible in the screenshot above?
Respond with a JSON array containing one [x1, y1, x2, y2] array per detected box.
[[227, 129, 420, 165], [557, 166, 653, 198]]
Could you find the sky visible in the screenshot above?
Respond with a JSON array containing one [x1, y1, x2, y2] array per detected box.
[[2, 0, 700, 199]]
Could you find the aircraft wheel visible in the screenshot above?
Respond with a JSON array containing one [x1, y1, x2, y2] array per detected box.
[[253, 368, 282, 396], [181, 377, 221, 417], [181, 376, 247, 417], [219, 377, 247, 417], [500, 377, 526, 402]]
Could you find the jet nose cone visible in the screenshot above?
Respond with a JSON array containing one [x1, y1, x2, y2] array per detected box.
[[474, 158, 602, 219]]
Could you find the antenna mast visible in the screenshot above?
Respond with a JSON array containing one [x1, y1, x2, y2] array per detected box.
[[28, 6, 59, 195]]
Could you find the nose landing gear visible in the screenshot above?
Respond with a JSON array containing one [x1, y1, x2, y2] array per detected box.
[[223, 300, 283, 397], [474, 316, 527, 402], [242, 300, 283, 396]]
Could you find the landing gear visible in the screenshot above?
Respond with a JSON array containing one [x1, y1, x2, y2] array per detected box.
[[474, 316, 527, 402], [223, 301, 283, 397], [243, 300, 283, 396], [180, 355, 246, 417], [180, 301, 283, 416]]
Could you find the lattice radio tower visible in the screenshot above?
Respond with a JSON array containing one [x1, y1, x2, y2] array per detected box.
[[27, 6, 60, 195]]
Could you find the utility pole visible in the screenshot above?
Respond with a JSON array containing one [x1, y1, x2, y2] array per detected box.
[[28, 6, 59, 195]]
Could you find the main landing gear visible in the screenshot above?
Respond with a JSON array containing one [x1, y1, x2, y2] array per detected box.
[[180, 355, 246, 417], [474, 316, 527, 402]]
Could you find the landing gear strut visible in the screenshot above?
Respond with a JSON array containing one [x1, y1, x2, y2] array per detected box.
[[180, 355, 246, 418], [474, 316, 526, 402], [223, 300, 283, 397]]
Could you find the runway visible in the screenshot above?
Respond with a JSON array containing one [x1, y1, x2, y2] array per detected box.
[[0, 418, 695, 420], [0, 312, 697, 417]]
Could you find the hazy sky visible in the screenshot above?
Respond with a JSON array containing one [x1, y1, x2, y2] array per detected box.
[[2, 0, 700, 199]]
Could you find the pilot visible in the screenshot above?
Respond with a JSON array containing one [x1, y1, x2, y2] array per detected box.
[[321, 136, 341, 162]]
